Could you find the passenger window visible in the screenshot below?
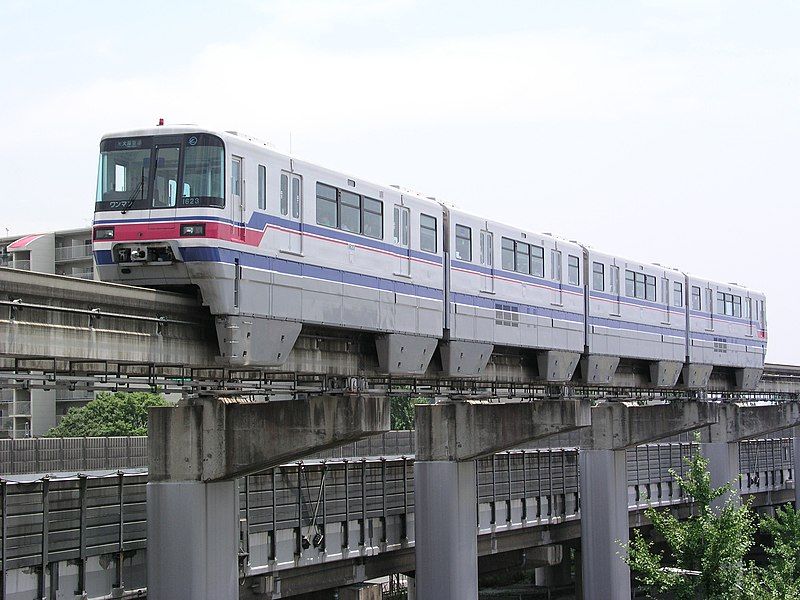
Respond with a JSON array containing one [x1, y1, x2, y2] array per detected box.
[[501, 238, 514, 271], [568, 255, 580, 286], [733, 295, 741, 317], [551, 250, 562, 282], [362, 197, 382, 239], [455, 225, 472, 261], [153, 146, 180, 208], [661, 278, 669, 305], [645, 275, 656, 301], [315, 182, 337, 227], [673, 281, 684, 307], [592, 262, 604, 291], [745, 297, 751, 320], [340, 190, 361, 234], [420, 214, 437, 252], [625, 270, 635, 297], [531, 245, 544, 277], [230, 157, 241, 198], [691, 286, 701, 310], [257, 165, 267, 210], [516, 241, 530, 274]]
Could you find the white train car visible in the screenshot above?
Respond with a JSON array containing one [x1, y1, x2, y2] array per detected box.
[[684, 275, 767, 388], [443, 207, 584, 381], [93, 125, 445, 372], [93, 123, 769, 388], [583, 248, 687, 386]]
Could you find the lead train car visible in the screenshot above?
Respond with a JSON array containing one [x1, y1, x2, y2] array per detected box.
[[93, 125, 444, 373], [92, 124, 767, 388]]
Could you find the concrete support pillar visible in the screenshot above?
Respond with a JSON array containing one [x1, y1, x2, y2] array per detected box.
[[147, 480, 239, 600], [414, 399, 591, 600], [578, 401, 720, 600], [146, 394, 389, 600], [702, 440, 741, 508], [579, 449, 630, 600], [415, 461, 478, 600]]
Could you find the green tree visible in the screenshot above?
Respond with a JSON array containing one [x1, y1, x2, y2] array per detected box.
[[390, 396, 427, 430], [626, 443, 800, 600], [625, 446, 757, 599], [46, 391, 168, 437]]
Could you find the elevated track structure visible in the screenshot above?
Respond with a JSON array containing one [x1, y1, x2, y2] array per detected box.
[[1, 267, 800, 600]]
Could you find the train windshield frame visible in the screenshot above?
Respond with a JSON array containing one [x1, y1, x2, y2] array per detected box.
[[95, 133, 225, 211]]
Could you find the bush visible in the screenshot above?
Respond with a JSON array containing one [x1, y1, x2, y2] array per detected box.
[[46, 391, 168, 437]]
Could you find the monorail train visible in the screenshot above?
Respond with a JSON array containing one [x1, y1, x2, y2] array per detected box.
[[92, 124, 767, 389]]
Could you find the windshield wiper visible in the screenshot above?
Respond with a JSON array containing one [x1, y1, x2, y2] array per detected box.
[[121, 169, 145, 214]]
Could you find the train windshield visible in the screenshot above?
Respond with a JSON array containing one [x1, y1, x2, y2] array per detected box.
[[95, 133, 225, 211]]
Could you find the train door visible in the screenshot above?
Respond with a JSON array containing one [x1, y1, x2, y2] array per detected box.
[[480, 229, 494, 293], [280, 171, 303, 253], [231, 156, 245, 241], [551, 248, 563, 304], [610, 263, 621, 315], [393, 205, 410, 277], [148, 143, 180, 233], [745, 296, 754, 337]]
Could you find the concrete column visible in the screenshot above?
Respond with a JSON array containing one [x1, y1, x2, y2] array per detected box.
[[414, 460, 478, 600], [579, 449, 630, 600], [702, 440, 741, 509], [147, 480, 239, 600]]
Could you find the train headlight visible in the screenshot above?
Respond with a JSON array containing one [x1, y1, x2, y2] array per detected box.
[[180, 223, 206, 237], [94, 227, 115, 240]]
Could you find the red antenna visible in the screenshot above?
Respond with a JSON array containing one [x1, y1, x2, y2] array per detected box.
[[157, 118, 165, 126]]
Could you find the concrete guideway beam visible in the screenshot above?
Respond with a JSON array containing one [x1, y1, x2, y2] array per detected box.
[[148, 394, 390, 482], [147, 394, 390, 600], [414, 398, 591, 600], [581, 400, 720, 451], [580, 400, 720, 600], [416, 398, 593, 462]]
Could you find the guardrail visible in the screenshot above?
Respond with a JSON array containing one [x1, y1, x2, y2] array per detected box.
[[54, 245, 92, 261], [0, 438, 793, 600]]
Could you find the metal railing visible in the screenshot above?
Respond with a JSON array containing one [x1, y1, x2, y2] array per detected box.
[[11, 259, 30, 270], [54, 244, 93, 261], [10, 400, 30, 416]]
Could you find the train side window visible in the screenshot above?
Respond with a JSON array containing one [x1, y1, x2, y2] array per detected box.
[[661, 278, 669, 305], [610, 265, 620, 295], [707, 288, 714, 314], [455, 225, 472, 261], [691, 286, 701, 310], [257, 165, 267, 210], [316, 183, 337, 227], [745, 297, 751, 320], [625, 270, 635, 297], [551, 250, 562, 282], [362, 197, 382, 239], [645, 275, 656, 301], [761, 300, 766, 323], [501, 237, 514, 270], [673, 281, 684, 307], [420, 214, 437, 252], [515, 241, 530, 274], [340, 190, 361, 234], [531, 245, 544, 277], [592, 262, 604, 291], [733, 295, 741, 317], [568, 255, 580, 286], [291, 176, 302, 219]]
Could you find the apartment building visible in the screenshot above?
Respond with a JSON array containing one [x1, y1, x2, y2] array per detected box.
[[0, 227, 96, 437]]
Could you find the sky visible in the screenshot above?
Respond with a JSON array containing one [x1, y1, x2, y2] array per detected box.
[[0, 0, 797, 362]]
